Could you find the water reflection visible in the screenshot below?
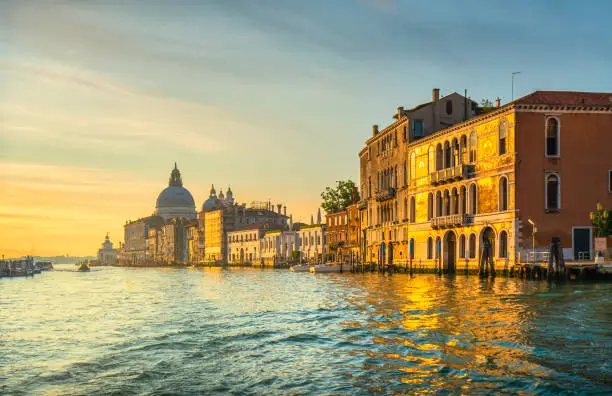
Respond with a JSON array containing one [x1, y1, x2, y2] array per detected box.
[[1, 266, 611, 394]]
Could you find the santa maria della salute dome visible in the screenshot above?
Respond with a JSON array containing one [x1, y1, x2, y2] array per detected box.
[[155, 163, 197, 220]]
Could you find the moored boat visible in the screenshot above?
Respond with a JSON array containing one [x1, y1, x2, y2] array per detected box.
[[309, 262, 352, 273], [36, 260, 54, 271], [290, 263, 311, 272]]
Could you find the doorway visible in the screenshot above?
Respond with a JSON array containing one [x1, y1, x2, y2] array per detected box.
[[444, 231, 456, 272], [573, 227, 592, 260]]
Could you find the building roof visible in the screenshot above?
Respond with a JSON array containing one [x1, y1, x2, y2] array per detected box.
[[514, 90, 612, 107], [228, 222, 286, 233]]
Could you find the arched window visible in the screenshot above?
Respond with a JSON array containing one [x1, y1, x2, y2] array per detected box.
[[410, 197, 416, 223], [444, 190, 450, 216], [469, 233, 476, 259], [409, 239, 415, 259], [460, 135, 467, 164], [395, 201, 399, 221], [436, 237, 441, 259], [404, 198, 408, 220], [451, 187, 459, 215], [427, 193, 433, 220], [446, 100, 453, 115], [436, 191, 442, 217], [469, 131, 478, 163], [410, 152, 416, 180], [499, 120, 507, 155], [546, 174, 560, 210], [460, 186, 467, 214], [428, 146, 435, 174], [436, 143, 443, 171], [469, 184, 477, 214], [403, 160, 407, 186], [499, 231, 508, 258], [459, 235, 466, 258], [546, 117, 560, 157], [427, 237, 433, 259], [451, 138, 459, 167], [499, 176, 508, 211], [444, 141, 451, 169]]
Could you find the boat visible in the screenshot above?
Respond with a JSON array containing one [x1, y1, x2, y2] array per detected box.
[[290, 263, 312, 272], [77, 261, 91, 272], [309, 262, 352, 273]]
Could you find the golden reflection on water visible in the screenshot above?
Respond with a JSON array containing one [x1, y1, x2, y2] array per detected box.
[[2, 266, 609, 394]]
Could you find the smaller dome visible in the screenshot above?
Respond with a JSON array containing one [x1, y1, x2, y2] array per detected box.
[[202, 197, 223, 212]]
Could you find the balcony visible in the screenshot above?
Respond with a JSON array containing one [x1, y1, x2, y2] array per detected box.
[[430, 213, 473, 228], [375, 187, 396, 202], [429, 165, 473, 185]]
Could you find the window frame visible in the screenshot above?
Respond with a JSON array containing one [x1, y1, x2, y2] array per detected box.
[[427, 237, 433, 259], [545, 173, 561, 211], [499, 176, 508, 212], [459, 234, 466, 259], [608, 170, 612, 193], [499, 119, 507, 155], [499, 230, 508, 258], [545, 116, 561, 158], [469, 130, 478, 163], [469, 233, 476, 259]]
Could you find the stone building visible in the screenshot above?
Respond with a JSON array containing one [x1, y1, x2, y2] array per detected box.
[[326, 210, 348, 262], [297, 224, 326, 262], [260, 228, 298, 266], [97, 233, 118, 265], [359, 89, 612, 271], [121, 164, 196, 265], [201, 185, 289, 263]]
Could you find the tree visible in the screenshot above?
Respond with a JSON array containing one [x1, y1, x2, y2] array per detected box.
[[480, 98, 493, 107], [291, 250, 301, 260], [321, 180, 357, 213]]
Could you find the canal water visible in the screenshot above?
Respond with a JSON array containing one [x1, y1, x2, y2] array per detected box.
[[1, 265, 611, 395]]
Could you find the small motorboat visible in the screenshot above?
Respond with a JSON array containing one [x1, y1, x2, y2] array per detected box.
[[77, 261, 91, 272], [309, 262, 352, 273], [290, 263, 311, 272]]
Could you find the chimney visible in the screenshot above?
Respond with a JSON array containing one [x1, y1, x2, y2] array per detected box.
[[372, 124, 378, 136], [283, 206, 287, 216], [495, 97, 501, 107], [277, 204, 282, 214], [397, 106, 404, 119], [352, 186, 359, 203], [432, 88, 440, 102]]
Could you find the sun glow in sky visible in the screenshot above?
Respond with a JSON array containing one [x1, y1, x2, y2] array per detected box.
[[1, 0, 612, 257]]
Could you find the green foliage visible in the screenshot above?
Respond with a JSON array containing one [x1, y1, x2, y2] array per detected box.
[[291, 250, 301, 260], [480, 98, 493, 107], [321, 180, 357, 213]]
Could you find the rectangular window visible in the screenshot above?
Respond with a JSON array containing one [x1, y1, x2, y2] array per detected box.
[[413, 120, 424, 138], [609, 170, 612, 193]]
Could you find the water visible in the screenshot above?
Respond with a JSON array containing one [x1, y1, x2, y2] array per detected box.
[[1, 265, 611, 395]]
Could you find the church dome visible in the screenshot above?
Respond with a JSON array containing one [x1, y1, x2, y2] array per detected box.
[[201, 184, 224, 212], [156, 186, 196, 209], [155, 163, 197, 220]]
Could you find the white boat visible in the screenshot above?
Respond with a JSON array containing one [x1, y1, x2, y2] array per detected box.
[[290, 264, 311, 272], [309, 263, 352, 273]]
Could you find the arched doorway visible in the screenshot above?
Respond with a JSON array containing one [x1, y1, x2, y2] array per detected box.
[[479, 227, 496, 271], [388, 243, 394, 266], [240, 248, 244, 264], [443, 231, 457, 273], [380, 243, 386, 267]]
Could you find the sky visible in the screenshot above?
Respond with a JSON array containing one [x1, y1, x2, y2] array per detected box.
[[1, 0, 612, 257]]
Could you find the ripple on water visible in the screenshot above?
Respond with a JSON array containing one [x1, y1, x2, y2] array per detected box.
[[1, 266, 612, 394]]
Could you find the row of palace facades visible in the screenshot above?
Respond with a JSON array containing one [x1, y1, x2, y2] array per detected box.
[[342, 89, 612, 271], [120, 89, 611, 270]]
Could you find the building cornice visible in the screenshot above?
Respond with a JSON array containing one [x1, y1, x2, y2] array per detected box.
[[365, 116, 408, 146]]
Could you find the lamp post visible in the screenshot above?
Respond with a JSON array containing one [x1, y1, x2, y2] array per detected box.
[[528, 219, 537, 263]]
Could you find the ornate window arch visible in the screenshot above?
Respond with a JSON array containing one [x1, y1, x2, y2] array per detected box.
[[469, 233, 476, 259], [545, 117, 560, 157], [499, 119, 508, 155], [499, 231, 508, 258], [546, 174, 560, 210]]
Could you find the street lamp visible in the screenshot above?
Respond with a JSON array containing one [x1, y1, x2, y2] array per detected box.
[[528, 219, 537, 263]]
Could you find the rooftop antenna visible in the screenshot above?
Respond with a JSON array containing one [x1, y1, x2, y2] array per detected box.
[[512, 71, 521, 101]]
